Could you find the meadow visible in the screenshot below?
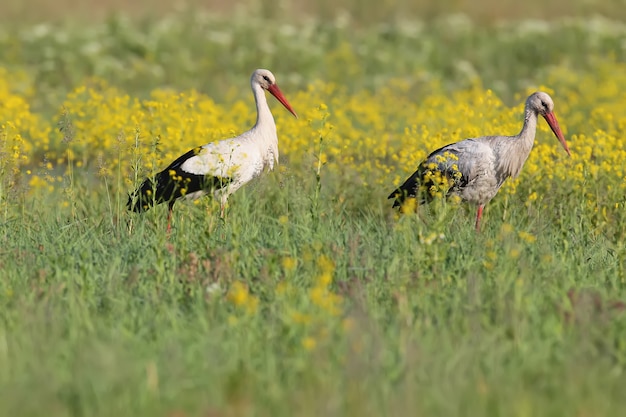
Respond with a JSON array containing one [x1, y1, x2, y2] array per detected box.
[[1, 2, 626, 416]]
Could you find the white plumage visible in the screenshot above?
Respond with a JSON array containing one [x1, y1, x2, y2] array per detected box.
[[389, 91, 571, 231], [128, 69, 297, 231]]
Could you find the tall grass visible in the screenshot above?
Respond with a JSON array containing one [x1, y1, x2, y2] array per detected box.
[[2, 170, 625, 416]]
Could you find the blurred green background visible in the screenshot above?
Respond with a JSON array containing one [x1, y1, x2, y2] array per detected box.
[[3, 0, 626, 23], [1, 0, 625, 115]]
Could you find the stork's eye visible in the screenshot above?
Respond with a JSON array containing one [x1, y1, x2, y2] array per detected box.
[[541, 101, 548, 110], [262, 75, 271, 83]]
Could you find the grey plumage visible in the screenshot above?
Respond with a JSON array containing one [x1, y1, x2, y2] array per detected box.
[[389, 91, 571, 231]]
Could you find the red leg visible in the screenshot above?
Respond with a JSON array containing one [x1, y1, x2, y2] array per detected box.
[[475, 204, 484, 232], [166, 203, 174, 236]]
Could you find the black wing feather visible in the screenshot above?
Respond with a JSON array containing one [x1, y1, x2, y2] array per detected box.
[[127, 147, 232, 213], [388, 145, 468, 208]]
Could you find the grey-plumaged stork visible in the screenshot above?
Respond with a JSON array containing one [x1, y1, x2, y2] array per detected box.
[[127, 69, 297, 232], [388, 91, 571, 232]]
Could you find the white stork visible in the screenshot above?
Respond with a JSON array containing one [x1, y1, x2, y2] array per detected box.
[[388, 91, 571, 232], [128, 69, 297, 232]]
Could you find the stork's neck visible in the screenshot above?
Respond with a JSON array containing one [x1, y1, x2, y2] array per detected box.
[[499, 105, 539, 180], [250, 81, 280, 166], [517, 106, 538, 148], [252, 83, 276, 132]]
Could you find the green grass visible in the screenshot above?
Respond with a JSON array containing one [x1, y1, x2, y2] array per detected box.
[[2, 165, 626, 416], [2, 6, 626, 417]]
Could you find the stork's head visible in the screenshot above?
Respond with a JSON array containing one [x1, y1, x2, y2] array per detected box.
[[251, 69, 298, 118], [527, 91, 570, 156], [527, 91, 555, 116]]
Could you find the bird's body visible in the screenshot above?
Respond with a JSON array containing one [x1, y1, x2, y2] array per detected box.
[[128, 69, 297, 231], [389, 91, 570, 231]]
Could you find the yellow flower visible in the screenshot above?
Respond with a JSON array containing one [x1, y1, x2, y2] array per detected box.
[[518, 231, 537, 244], [399, 198, 418, 213], [290, 311, 312, 325], [227, 281, 249, 306], [318, 271, 333, 287], [275, 281, 291, 296], [302, 337, 316, 350], [317, 255, 335, 275], [227, 281, 258, 315], [500, 223, 514, 236], [309, 285, 343, 316], [281, 256, 297, 272]]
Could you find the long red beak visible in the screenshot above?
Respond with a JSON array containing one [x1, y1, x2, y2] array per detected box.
[[543, 112, 570, 156], [267, 84, 298, 118]]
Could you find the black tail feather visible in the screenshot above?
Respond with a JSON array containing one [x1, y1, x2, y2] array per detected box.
[[127, 177, 162, 213], [388, 171, 421, 208], [389, 151, 468, 210], [127, 168, 230, 213]]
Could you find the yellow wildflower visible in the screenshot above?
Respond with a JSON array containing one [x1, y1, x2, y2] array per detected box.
[[302, 337, 316, 350], [227, 281, 258, 315], [281, 256, 298, 272], [518, 231, 537, 244]]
